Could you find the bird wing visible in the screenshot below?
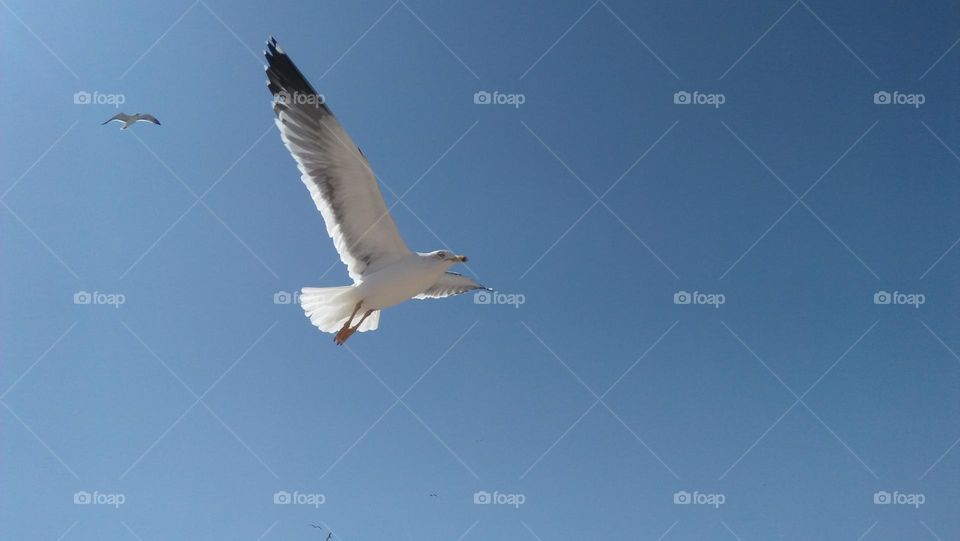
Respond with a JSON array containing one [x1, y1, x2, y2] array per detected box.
[[265, 38, 411, 282], [101, 113, 128, 125], [414, 272, 488, 299], [134, 113, 161, 125]]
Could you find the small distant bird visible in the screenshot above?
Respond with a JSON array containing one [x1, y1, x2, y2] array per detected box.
[[309, 524, 323, 529], [101, 112, 161, 130], [264, 38, 488, 345], [428, 492, 438, 497]]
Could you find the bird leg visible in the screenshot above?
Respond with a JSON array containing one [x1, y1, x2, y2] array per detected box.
[[334, 309, 374, 346], [334, 302, 363, 345], [352, 310, 374, 330]]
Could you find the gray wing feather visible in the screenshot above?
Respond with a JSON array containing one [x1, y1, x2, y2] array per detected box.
[[415, 272, 489, 299], [135, 113, 161, 125], [101, 113, 128, 124]]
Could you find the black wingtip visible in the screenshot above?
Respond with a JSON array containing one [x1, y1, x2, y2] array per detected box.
[[263, 36, 327, 112], [265, 36, 282, 59]]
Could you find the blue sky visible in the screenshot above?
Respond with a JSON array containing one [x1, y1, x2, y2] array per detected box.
[[2, 0, 960, 539]]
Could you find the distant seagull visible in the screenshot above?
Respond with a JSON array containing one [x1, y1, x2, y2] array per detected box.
[[428, 492, 438, 497], [309, 524, 323, 529], [101, 112, 161, 130], [264, 38, 488, 345]]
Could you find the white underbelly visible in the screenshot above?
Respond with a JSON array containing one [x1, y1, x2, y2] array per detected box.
[[355, 260, 442, 310]]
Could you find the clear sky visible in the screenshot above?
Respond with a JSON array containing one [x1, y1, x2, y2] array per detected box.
[[2, 0, 960, 539]]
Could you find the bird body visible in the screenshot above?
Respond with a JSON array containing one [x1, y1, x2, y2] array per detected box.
[[299, 251, 469, 341], [101, 112, 160, 130], [356, 252, 463, 310], [264, 38, 487, 344]]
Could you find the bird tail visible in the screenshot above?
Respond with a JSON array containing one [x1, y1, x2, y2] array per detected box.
[[300, 286, 380, 333]]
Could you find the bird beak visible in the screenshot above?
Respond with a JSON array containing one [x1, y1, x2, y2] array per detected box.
[[455, 255, 468, 263]]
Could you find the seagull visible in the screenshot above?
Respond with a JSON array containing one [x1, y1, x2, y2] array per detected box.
[[264, 38, 488, 345], [101, 112, 161, 130]]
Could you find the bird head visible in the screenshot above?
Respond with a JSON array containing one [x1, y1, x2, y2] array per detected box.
[[426, 250, 467, 265]]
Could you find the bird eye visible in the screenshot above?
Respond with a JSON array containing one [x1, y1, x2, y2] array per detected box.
[[436, 252, 445, 259]]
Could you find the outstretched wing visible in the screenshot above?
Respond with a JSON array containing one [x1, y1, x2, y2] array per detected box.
[[415, 272, 489, 299], [265, 38, 411, 282], [101, 113, 127, 125], [134, 113, 161, 125]]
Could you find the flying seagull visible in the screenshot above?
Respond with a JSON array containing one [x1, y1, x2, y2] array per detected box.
[[101, 112, 161, 130], [264, 38, 488, 345]]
